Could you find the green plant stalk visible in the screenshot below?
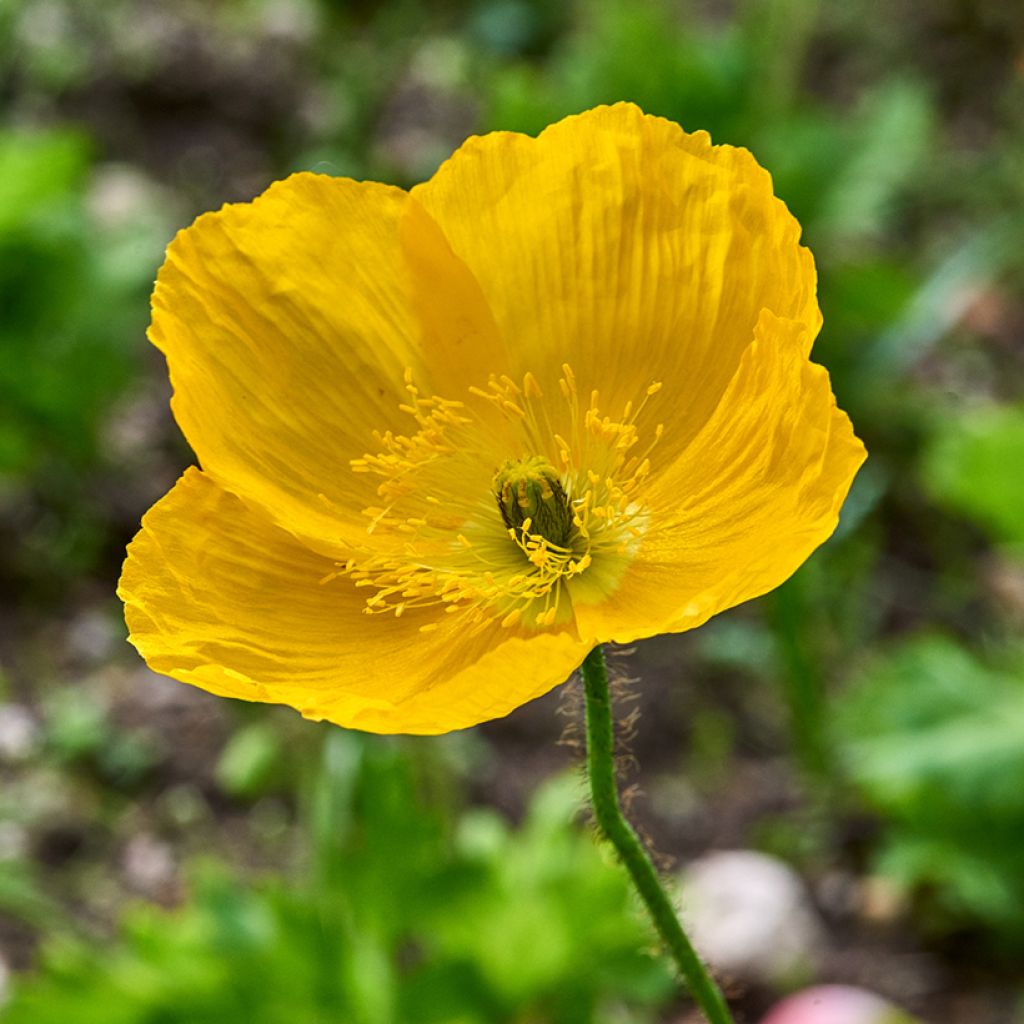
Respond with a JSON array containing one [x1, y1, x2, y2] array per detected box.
[[580, 646, 734, 1024], [771, 575, 832, 786]]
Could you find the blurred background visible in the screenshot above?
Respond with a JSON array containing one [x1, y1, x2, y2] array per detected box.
[[1, 0, 1023, 1021]]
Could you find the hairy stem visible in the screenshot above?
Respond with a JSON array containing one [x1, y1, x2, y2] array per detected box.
[[579, 645, 734, 1024]]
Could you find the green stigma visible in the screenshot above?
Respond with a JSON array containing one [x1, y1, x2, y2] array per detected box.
[[494, 456, 574, 548]]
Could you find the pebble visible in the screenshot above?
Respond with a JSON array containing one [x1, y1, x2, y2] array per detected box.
[[679, 849, 826, 987], [0, 704, 40, 763], [759, 984, 917, 1024], [121, 834, 176, 899]]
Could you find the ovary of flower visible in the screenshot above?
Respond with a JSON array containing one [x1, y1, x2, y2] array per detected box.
[[339, 365, 660, 633]]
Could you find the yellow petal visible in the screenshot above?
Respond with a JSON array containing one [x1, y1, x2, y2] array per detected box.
[[414, 102, 819, 452], [118, 469, 588, 734], [151, 173, 504, 556], [573, 312, 866, 644]]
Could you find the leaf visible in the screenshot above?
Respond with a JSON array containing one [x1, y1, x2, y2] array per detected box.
[[923, 403, 1024, 549], [833, 634, 1024, 936]]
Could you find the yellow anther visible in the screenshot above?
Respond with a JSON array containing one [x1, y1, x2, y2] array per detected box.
[[523, 372, 543, 398]]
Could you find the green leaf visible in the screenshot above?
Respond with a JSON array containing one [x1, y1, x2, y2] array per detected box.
[[834, 634, 1024, 936], [923, 403, 1024, 549]]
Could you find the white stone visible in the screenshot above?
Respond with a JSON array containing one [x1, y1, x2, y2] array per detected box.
[[0, 953, 9, 1009], [679, 849, 825, 986], [0, 704, 40, 762], [121, 834, 176, 897], [759, 985, 915, 1024]]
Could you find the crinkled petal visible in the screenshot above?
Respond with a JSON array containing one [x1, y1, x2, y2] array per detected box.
[[150, 173, 504, 555], [573, 312, 866, 644], [118, 469, 588, 734], [414, 102, 819, 454]]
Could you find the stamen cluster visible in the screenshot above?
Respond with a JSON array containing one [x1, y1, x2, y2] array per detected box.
[[339, 365, 663, 632]]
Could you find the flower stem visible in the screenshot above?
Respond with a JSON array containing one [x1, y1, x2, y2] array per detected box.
[[579, 645, 734, 1024]]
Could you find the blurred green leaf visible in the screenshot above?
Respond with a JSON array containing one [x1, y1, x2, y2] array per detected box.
[[44, 690, 111, 763], [482, 0, 746, 137], [866, 221, 1021, 378], [0, 128, 173, 588], [5, 749, 672, 1024], [815, 79, 934, 244], [0, 857, 65, 930], [834, 635, 1024, 937], [923, 403, 1024, 549], [215, 723, 286, 800], [0, 130, 90, 232]]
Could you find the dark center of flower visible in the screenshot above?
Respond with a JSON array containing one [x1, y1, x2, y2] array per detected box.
[[494, 456, 574, 548]]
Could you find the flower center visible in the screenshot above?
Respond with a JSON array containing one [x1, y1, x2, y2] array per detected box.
[[336, 365, 662, 633]]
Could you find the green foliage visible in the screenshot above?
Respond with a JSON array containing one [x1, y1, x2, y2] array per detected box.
[[811, 79, 934, 244], [215, 722, 288, 800], [833, 635, 1024, 939], [480, 0, 748, 139], [0, 126, 174, 588], [0, 129, 94, 474], [44, 688, 159, 789], [923, 404, 1024, 550], [0, 129, 161, 476], [5, 735, 672, 1023]]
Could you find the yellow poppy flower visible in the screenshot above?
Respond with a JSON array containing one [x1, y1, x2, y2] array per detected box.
[[118, 103, 866, 735]]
